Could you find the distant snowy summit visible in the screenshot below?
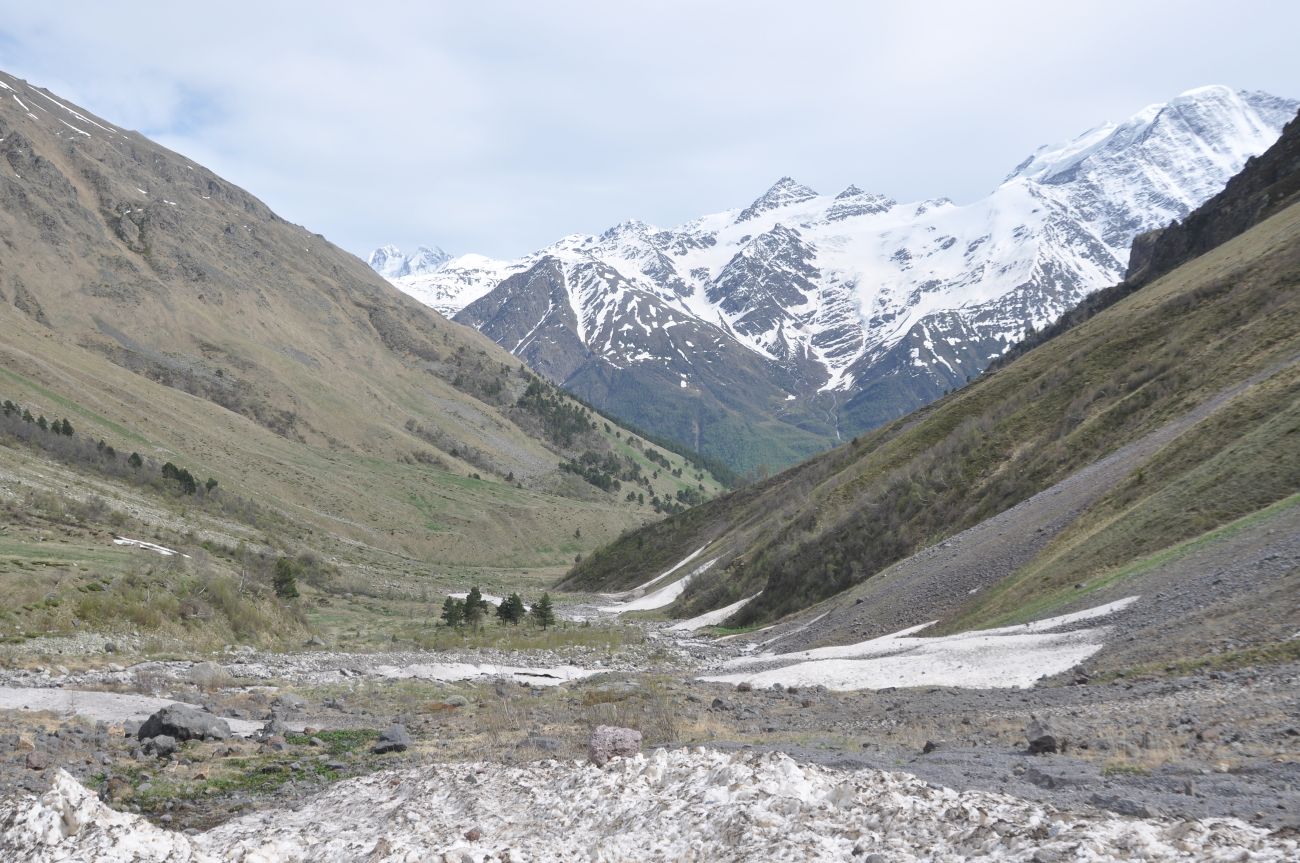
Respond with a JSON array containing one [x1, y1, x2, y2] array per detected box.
[[367, 244, 451, 279], [368, 86, 1298, 467], [365, 244, 512, 317]]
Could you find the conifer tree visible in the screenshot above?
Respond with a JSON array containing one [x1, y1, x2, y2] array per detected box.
[[128, 452, 143, 469], [463, 586, 486, 628], [441, 596, 465, 628], [531, 592, 556, 630], [273, 557, 300, 599]]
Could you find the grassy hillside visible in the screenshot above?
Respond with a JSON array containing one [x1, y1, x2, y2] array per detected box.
[[562, 157, 1300, 631], [0, 70, 727, 648]]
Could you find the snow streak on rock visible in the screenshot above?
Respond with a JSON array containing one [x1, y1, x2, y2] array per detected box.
[[6, 751, 1296, 862]]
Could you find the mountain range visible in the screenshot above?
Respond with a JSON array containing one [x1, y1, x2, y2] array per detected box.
[[371, 86, 1297, 472]]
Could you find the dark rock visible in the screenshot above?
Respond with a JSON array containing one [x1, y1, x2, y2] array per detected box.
[[922, 740, 940, 754], [371, 724, 411, 754], [1089, 793, 1152, 818], [735, 682, 753, 693], [464, 827, 482, 842], [710, 698, 732, 711], [258, 717, 288, 738], [273, 693, 306, 712], [1025, 717, 1059, 755], [138, 704, 231, 742], [103, 642, 118, 653], [149, 735, 178, 758], [588, 725, 641, 767], [25, 751, 48, 770]]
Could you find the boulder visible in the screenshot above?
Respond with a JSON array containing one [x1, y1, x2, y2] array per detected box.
[[148, 735, 178, 758], [24, 751, 48, 771], [1025, 716, 1059, 755], [138, 704, 231, 742], [371, 724, 411, 754], [273, 693, 307, 712], [258, 717, 288, 739], [587, 725, 641, 767]]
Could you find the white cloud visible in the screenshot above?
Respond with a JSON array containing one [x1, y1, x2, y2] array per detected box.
[[2, 1, 1296, 259]]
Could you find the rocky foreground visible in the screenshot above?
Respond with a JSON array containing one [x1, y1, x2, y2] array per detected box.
[[4, 748, 1296, 863]]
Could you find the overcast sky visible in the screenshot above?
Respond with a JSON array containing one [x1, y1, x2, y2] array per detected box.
[[1, 2, 1296, 260]]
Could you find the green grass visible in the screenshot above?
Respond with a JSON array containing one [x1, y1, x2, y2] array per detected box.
[[0, 365, 148, 445], [284, 728, 380, 755]]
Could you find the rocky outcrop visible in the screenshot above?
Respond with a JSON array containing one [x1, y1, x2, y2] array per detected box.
[[587, 725, 641, 766], [137, 704, 230, 742]]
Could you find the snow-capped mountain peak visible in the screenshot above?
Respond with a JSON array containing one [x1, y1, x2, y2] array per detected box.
[[367, 244, 408, 279], [371, 86, 1298, 468], [736, 177, 821, 223], [365, 243, 451, 280]]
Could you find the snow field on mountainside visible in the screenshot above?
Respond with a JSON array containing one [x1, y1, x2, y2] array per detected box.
[[702, 597, 1140, 691], [598, 558, 717, 614]]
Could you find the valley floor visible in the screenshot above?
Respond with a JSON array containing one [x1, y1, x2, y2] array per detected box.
[[0, 606, 1297, 860]]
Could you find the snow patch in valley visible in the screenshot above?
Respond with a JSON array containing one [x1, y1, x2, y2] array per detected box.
[[598, 558, 717, 614], [667, 592, 760, 632], [371, 662, 597, 687], [601, 544, 707, 597], [7, 750, 1294, 862], [704, 597, 1140, 691], [113, 537, 188, 557]]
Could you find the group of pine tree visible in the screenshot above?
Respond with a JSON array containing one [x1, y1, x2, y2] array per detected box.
[[2, 397, 217, 497], [441, 587, 555, 630]]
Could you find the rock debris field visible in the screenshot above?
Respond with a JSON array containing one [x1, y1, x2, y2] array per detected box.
[[5, 748, 1296, 863]]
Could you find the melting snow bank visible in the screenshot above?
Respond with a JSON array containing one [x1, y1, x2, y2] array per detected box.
[[598, 558, 717, 614], [667, 592, 761, 632], [113, 536, 188, 557], [605, 544, 708, 598], [371, 662, 599, 686], [6, 751, 1295, 862], [703, 597, 1141, 691]]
